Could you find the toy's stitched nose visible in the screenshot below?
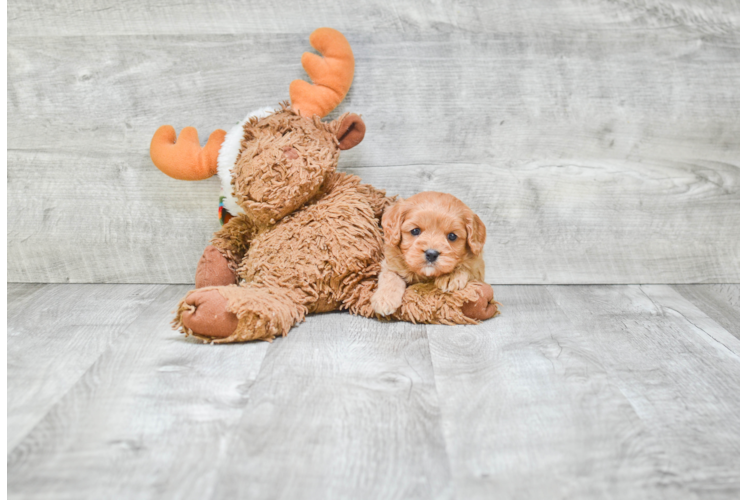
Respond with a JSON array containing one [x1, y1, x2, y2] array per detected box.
[[282, 146, 299, 160], [425, 249, 440, 263]]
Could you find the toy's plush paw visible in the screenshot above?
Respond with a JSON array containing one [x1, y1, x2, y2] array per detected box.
[[435, 270, 469, 293], [181, 289, 238, 338], [195, 245, 236, 288], [371, 288, 403, 316], [461, 283, 499, 321]]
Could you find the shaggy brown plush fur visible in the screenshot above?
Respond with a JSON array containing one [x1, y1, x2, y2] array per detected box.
[[170, 104, 498, 343]]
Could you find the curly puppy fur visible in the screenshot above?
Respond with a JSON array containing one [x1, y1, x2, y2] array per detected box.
[[371, 192, 487, 316], [173, 105, 498, 343]]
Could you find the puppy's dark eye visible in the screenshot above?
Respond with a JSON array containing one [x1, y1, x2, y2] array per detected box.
[[410, 228, 421, 236], [448, 233, 458, 241]]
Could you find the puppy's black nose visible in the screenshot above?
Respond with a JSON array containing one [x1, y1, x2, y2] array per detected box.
[[425, 249, 440, 263]]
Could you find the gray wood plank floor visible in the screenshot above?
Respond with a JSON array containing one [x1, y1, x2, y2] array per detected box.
[[7, 283, 739, 499], [7, 0, 739, 284]]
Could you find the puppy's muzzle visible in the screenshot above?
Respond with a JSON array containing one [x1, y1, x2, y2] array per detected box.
[[424, 249, 440, 263]]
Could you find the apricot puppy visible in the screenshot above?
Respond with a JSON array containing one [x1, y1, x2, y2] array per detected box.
[[371, 192, 487, 316]]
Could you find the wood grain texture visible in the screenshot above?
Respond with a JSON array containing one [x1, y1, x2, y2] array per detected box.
[[8, 32, 738, 162], [8, 285, 270, 499], [545, 285, 739, 498], [8, 0, 739, 36], [672, 284, 739, 339], [211, 313, 452, 500], [351, 161, 737, 284], [7, 283, 168, 449], [427, 285, 680, 499], [8, 150, 219, 283], [7, 1, 739, 284], [7, 283, 740, 499], [7, 152, 738, 284]]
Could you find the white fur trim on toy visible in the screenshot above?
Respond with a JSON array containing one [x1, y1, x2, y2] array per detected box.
[[217, 106, 275, 216]]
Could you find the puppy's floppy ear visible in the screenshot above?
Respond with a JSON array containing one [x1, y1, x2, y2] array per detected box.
[[466, 212, 487, 255], [381, 199, 406, 247]]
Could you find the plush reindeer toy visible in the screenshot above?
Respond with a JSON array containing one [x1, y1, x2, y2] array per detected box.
[[149, 28, 498, 343]]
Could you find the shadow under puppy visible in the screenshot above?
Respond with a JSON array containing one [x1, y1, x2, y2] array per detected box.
[[372, 191, 494, 317]]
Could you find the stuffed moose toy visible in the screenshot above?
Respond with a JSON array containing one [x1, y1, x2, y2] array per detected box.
[[150, 28, 498, 343]]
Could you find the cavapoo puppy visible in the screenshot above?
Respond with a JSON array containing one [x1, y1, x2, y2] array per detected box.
[[371, 191, 487, 316]]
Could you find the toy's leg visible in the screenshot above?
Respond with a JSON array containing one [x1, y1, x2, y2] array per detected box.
[[207, 213, 261, 278], [173, 285, 307, 343], [458, 283, 498, 321], [347, 276, 498, 324], [195, 245, 237, 288], [175, 288, 238, 337], [393, 281, 499, 324]]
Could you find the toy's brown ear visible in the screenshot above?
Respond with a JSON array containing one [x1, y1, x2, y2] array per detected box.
[[466, 212, 487, 255], [337, 114, 366, 150], [381, 199, 406, 247]]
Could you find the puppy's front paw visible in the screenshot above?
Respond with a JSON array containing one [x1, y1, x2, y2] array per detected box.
[[435, 271, 469, 293], [371, 289, 403, 316]]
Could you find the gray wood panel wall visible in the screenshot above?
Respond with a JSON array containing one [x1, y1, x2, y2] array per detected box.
[[7, 0, 739, 284]]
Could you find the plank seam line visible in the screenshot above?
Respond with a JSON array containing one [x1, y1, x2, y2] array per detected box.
[[7, 284, 174, 454], [422, 323, 459, 494], [638, 286, 739, 360]]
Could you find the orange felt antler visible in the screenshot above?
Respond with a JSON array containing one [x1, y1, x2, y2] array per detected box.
[[290, 28, 355, 118], [150, 126, 226, 181]]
